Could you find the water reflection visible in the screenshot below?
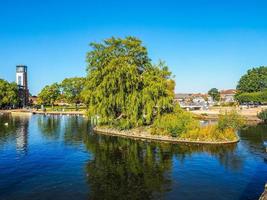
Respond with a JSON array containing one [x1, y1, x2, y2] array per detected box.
[[35, 115, 245, 198], [0, 114, 29, 154], [63, 115, 91, 145], [80, 134, 244, 199], [239, 125, 267, 157], [15, 116, 29, 154], [37, 115, 61, 139], [0, 114, 266, 200], [83, 134, 173, 199]]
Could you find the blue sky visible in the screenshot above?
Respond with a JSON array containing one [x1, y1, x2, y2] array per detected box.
[[0, 0, 267, 95]]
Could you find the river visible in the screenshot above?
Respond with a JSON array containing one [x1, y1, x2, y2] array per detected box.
[[0, 114, 266, 200]]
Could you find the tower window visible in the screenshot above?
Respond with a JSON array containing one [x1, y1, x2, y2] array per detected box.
[[18, 76, 22, 86]]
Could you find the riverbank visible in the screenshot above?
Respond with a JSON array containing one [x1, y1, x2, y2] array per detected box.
[[0, 109, 85, 116], [260, 184, 267, 200], [93, 126, 239, 145], [192, 106, 264, 123]]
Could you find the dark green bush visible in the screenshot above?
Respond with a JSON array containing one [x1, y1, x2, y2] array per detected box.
[[257, 109, 267, 122], [151, 107, 199, 137], [235, 91, 267, 103]]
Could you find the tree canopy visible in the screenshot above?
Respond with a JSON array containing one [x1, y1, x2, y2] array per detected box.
[[237, 66, 267, 93], [61, 77, 86, 109], [208, 88, 220, 101], [82, 36, 175, 129], [38, 83, 61, 107], [0, 79, 19, 109]]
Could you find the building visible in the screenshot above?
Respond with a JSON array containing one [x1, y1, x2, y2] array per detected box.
[[16, 65, 29, 107], [220, 89, 236, 103], [174, 93, 192, 103], [174, 93, 209, 110], [29, 95, 38, 105]]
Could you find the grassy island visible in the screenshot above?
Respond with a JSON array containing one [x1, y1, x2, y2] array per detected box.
[[82, 37, 244, 143]]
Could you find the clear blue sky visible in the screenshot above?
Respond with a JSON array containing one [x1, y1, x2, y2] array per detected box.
[[0, 0, 267, 95]]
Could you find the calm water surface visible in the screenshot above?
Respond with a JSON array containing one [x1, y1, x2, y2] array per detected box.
[[0, 114, 266, 200]]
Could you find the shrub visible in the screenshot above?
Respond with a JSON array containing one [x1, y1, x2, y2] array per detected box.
[[257, 109, 267, 123], [112, 118, 133, 130], [179, 125, 238, 142], [220, 102, 237, 107], [151, 109, 199, 137], [217, 110, 245, 131], [235, 90, 267, 103]]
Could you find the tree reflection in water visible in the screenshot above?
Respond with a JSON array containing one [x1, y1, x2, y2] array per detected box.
[[63, 115, 91, 145], [45, 116, 244, 199], [82, 132, 242, 199], [37, 115, 61, 139], [84, 134, 172, 199], [1, 115, 266, 199]]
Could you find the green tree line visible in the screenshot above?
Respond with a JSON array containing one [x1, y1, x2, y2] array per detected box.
[[0, 79, 19, 109], [38, 77, 86, 110], [235, 66, 267, 103]]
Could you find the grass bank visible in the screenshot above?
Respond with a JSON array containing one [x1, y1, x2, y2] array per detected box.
[[93, 109, 244, 144], [93, 126, 239, 144]]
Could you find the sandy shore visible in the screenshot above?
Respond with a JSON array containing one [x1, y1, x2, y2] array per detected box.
[[94, 126, 239, 145], [191, 106, 266, 122]]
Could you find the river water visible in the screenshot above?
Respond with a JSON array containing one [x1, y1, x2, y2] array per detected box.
[[0, 114, 266, 200]]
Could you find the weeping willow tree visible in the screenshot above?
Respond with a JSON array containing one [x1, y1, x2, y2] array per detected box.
[[82, 36, 175, 129]]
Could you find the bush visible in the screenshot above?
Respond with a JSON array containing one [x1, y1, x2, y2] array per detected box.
[[235, 90, 267, 103], [257, 109, 267, 122], [179, 125, 238, 142], [112, 118, 133, 130], [220, 102, 237, 107], [150, 107, 244, 142], [151, 108, 199, 137], [217, 110, 245, 131]]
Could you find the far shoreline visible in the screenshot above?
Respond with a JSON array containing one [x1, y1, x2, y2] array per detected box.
[[0, 107, 262, 122], [0, 109, 85, 116]]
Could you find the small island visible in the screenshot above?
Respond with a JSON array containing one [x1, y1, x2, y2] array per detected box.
[[81, 37, 244, 144]]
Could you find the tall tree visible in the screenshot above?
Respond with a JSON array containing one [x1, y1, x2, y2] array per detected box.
[[208, 88, 220, 101], [0, 79, 19, 109], [38, 83, 61, 108], [82, 37, 175, 129], [237, 66, 267, 93], [61, 77, 86, 110]]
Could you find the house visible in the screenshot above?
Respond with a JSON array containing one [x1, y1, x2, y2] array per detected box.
[[175, 93, 209, 110], [29, 95, 38, 105], [220, 89, 236, 103], [174, 93, 192, 103]]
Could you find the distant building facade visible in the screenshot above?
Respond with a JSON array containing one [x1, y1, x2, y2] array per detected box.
[[16, 65, 29, 107], [220, 89, 236, 103]]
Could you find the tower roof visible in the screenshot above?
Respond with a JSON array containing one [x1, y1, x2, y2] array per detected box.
[[16, 65, 27, 72]]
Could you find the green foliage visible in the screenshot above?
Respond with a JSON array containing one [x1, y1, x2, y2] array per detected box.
[[61, 77, 86, 110], [38, 83, 61, 106], [151, 107, 243, 141], [179, 125, 238, 142], [151, 106, 199, 137], [219, 102, 238, 107], [217, 110, 245, 131], [237, 66, 267, 93], [235, 90, 267, 103], [0, 79, 19, 108], [257, 109, 267, 122], [208, 88, 220, 101], [82, 36, 175, 129]]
